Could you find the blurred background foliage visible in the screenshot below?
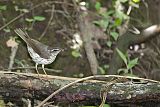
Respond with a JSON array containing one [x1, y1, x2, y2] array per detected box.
[[0, 0, 160, 80]]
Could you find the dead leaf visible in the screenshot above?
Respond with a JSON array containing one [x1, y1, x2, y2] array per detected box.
[[6, 38, 18, 48]]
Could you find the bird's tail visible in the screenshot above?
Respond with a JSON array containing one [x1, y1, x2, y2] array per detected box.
[[14, 28, 31, 44]]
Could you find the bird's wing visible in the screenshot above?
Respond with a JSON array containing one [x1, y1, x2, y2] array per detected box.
[[31, 39, 50, 59]]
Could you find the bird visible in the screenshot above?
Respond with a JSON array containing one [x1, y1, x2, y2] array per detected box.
[[14, 28, 61, 75]]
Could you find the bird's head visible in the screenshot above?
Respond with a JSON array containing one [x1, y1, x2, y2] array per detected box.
[[49, 48, 62, 56]]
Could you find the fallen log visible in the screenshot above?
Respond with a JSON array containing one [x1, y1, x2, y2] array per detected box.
[[0, 71, 160, 106]]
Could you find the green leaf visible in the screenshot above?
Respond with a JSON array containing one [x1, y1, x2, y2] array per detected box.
[[129, 1, 139, 8], [116, 48, 127, 65], [110, 32, 119, 41], [98, 66, 106, 74], [128, 58, 138, 69], [94, 19, 109, 29], [0, 5, 7, 11], [106, 41, 112, 47], [105, 10, 114, 16], [3, 28, 10, 32], [115, 10, 129, 20], [132, 0, 140, 3], [25, 18, 34, 22], [71, 50, 81, 58], [104, 104, 111, 107], [114, 18, 122, 26], [33, 16, 46, 21], [100, 10, 114, 19], [118, 68, 128, 74], [95, 2, 101, 11]]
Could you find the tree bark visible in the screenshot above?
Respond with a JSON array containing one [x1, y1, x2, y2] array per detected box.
[[78, 14, 99, 75]]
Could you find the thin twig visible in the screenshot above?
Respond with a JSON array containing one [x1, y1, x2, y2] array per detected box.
[[45, 10, 70, 20], [0, 1, 74, 31], [37, 75, 160, 107], [0, 13, 24, 31], [3, 66, 62, 73], [0, 2, 45, 31], [39, 5, 55, 40]]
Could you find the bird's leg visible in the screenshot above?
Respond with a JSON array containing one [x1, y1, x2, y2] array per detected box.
[[42, 64, 47, 75], [35, 63, 40, 76]]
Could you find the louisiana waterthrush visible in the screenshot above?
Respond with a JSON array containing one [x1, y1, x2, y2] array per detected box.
[[14, 28, 61, 75]]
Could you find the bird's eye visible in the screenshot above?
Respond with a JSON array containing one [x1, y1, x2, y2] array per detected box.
[[51, 49, 60, 52]]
